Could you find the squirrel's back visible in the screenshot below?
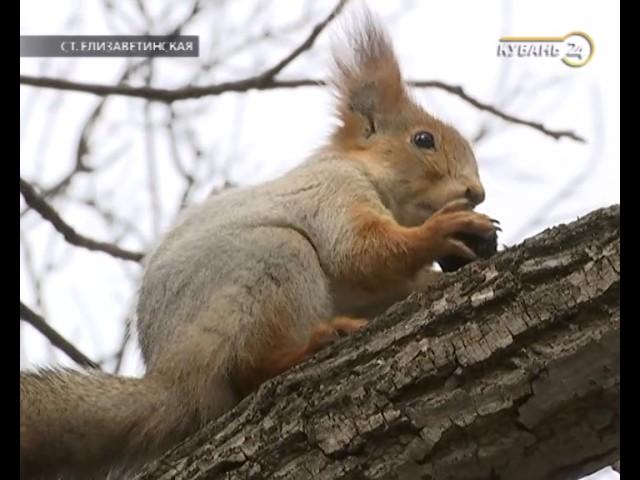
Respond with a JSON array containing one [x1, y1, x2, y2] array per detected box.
[[136, 154, 377, 367]]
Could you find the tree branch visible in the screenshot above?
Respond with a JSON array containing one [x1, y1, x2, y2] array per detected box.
[[18, 0, 347, 102], [20, 301, 100, 370], [19, 75, 584, 143], [410, 80, 585, 142], [134, 205, 619, 480], [20, 178, 144, 262], [256, 0, 349, 84], [22, 1, 206, 205]]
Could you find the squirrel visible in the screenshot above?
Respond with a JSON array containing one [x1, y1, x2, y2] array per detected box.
[[20, 7, 497, 480]]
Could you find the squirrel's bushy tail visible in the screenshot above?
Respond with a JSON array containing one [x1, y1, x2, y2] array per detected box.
[[20, 369, 194, 479]]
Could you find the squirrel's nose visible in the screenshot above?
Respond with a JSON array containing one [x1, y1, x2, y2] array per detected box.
[[465, 185, 485, 206]]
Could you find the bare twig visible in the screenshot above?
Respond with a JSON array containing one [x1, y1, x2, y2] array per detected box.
[[95, 313, 133, 374], [166, 106, 196, 214], [113, 316, 133, 374], [18, 0, 346, 101], [76, 194, 150, 247], [17, 0, 348, 104], [187, 10, 317, 85], [506, 86, 603, 243], [257, 0, 349, 83], [19, 75, 584, 142], [141, 59, 162, 238], [410, 80, 584, 142], [20, 234, 46, 314], [20, 301, 100, 369], [20, 178, 144, 262], [22, 0, 205, 205]]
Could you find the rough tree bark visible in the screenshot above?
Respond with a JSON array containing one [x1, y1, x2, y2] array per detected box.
[[135, 205, 620, 480]]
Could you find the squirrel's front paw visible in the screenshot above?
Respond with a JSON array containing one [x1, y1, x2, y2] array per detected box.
[[421, 199, 500, 265]]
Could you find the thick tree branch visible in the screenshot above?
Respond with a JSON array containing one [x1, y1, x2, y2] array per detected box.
[[20, 178, 144, 262], [18, 76, 584, 143], [134, 205, 619, 480], [20, 301, 100, 370]]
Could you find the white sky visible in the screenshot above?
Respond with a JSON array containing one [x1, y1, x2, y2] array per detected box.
[[20, 1, 619, 478]]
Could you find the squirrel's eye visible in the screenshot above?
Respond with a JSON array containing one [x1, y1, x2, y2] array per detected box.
[[412, 131, 435, 149]]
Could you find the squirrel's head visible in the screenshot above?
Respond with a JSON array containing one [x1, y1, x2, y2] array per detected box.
[[327, 8, 485, 227]]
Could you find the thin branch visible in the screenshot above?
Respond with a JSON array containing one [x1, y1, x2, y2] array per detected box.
[[20, 178, 144, 262], [19, 76, 584, 142], [186, 9, 317, 86], [166, 106, 197, 214], [506, 86, 603, 243], [22, 0, 205, 205], [113, 316, 133, 374], [18, 0, 346, 102], [20, 301, 100, 370], [410, 80, 584, 142], [76, 193, 150, 247], [95, 313, 133, 374], [256, 0, 349, 83], [142, 60, 162, 238]]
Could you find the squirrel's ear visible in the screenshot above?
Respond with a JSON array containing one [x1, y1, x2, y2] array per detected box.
[[329, 8, 407, 139]]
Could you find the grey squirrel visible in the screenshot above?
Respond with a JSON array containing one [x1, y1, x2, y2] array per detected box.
[[20, 7, 498, 479]]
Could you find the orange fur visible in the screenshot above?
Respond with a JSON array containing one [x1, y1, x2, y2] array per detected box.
[[326, 12, 485, 225], [233, 317, 368, 398], [338, 202, 495, 292]]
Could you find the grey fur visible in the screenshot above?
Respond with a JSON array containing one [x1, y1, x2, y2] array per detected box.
[[137, 155, 388, 370]]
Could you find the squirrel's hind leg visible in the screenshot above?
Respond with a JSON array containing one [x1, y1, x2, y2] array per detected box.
[[233, 316, 368, 397]]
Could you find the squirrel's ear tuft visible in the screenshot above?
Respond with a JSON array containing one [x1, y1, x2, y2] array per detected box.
[[329, 6, 407, 139]]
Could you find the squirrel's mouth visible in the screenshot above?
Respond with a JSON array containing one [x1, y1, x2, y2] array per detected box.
[[420, 197, 476, 216]]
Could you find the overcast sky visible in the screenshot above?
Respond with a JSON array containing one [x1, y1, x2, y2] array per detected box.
[[20, 1, 619, 478]]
